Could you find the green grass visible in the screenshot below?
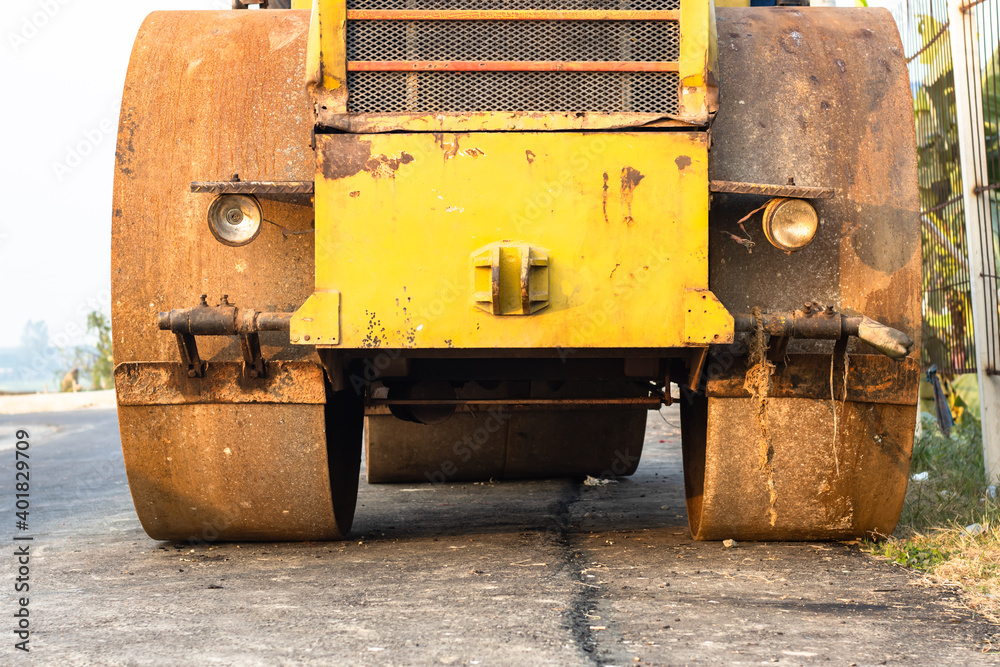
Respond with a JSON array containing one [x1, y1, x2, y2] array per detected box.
[[866, 413, 1000, 625], [900, 414, 989, 533]]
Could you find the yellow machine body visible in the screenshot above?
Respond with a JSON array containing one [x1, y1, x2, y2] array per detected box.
[[292, 132, 732, 349], [112, 3, 922, 543]]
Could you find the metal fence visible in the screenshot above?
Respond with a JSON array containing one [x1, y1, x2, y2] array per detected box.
[[890, 0, 1000, 375]]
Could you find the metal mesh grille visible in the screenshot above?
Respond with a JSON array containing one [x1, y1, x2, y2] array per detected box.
[[346, 71, 679, 113], [348, 20, 679, 62], [348, 0, 680, 10]]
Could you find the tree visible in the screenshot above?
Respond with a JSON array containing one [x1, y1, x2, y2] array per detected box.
[[86, 311, 113, 390]]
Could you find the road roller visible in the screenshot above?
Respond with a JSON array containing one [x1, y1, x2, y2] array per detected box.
[[112, 0, 921, 542]]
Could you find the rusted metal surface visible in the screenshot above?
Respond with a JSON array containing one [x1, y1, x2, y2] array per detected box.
[[688, 8, 921, 540], [115, 361, 326, 406], [112, 12, 361, 542], [705, 354, 920, 406], [346, 9, 680, 20], [731, 307, 914, 358], [158, 299, 293, 336], [710, 8, 921, 353], [113, 11, 316, 367], [158, 298, 294, 379], [347, 60, 680, 72], [119, 402, 351, 542], [190, 180, 315, 195], [709, 180, 834, 200], [367, 380, 647, 482], [682, 393, 916, 541], [366, 409, 646, 483]]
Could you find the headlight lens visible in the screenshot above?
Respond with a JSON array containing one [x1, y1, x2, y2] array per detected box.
[[207, 194, 262, 247], [762, 198, 819, 252]]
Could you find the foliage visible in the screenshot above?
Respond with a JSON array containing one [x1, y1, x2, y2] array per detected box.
[[54, 310, 114, 391], [903, 412, 986, 530], [86, 311, 113, 390]]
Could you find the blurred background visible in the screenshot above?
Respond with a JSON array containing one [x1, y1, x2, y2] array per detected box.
[[0, 0, 226, 393]]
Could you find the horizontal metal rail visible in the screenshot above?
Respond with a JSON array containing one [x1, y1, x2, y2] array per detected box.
[[347, 60, 679, 72], [371, 397, 663, 408], [191, 180, 313, 195], [347, 9, 679, 20], [709, 180, 834, 199]]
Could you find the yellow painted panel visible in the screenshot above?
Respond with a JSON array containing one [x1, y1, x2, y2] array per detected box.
[[678, 0, 714, 121], [290, 290, 341, 345], [306, 132, 733, 350]]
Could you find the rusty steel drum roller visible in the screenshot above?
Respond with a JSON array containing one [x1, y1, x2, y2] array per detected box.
[[366, 381, 647, 483], [682, 8, 921, 540], [111, 11, 363, 541]]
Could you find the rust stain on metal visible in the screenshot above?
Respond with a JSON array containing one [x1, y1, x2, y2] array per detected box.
[[525, 149, 535, 164], [433, 133, 464, 161], [743, 306, 777, 527], [114, 361, 326, 405], [362, 310, 385, 348], [707, 355, 920, 406], [602, 172, 610, 224], [674, 155, 692, 171], [364, 151, 415, 179], [349, 190, 361, 198], [461, 147, 485, 158], [620, 166, 644, 227], [320, 135, 372, 180]]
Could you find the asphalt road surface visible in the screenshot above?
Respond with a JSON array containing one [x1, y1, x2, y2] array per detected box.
[[0, 407, 997, 665]]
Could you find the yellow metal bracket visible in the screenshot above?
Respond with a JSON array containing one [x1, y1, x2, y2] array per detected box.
[[684, 289, 734, 345], [472, 243, 550, 316], [291, 290, 341, 345]]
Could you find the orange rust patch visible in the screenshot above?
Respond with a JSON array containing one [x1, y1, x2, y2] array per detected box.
[[602, 172, 610, 224], [364, 151, 415, 179], [620, 166, 644, 227], [320, 136, 372, 180]]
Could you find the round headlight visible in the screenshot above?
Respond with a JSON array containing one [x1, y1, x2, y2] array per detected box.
[[762, 198, 819, 252], [207, 194, 262, 247]]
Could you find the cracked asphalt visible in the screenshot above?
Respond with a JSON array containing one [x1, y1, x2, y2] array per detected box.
[[0, 406, 997, 665]]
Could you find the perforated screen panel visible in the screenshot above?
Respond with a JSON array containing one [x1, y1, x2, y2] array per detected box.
[[346, 70, 680, 114], [347, 20, 680, 62], [344, 2, 682, 115]]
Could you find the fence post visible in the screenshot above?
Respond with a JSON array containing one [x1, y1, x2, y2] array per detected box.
[[949, 0, 1000, 481]]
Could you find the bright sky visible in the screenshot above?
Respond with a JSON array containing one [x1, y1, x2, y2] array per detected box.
[[0, 0, 225, 349]]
